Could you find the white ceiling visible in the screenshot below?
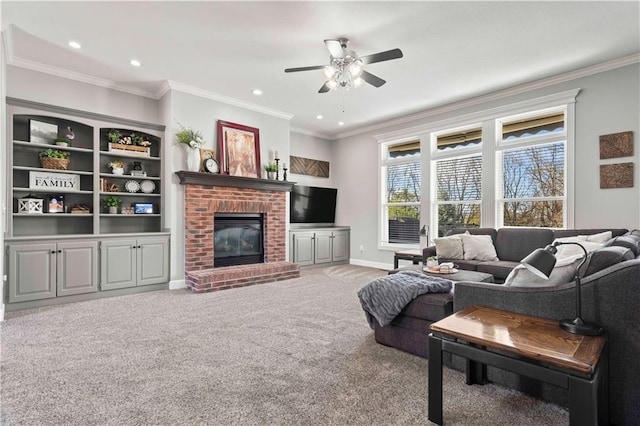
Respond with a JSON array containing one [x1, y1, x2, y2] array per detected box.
[[2, 1, 639, 139]]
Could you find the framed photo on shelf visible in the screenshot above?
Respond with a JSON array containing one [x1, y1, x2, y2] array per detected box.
[[217, 120, 261, 178], [46, 194, 65, 213], [30, 120, 58, 144], [199, 148, 216, 172]]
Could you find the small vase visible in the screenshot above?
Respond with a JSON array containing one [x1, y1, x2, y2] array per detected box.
[[112, 167, 124, 175], [186, 147, 201, 172], [267, 171, 276, 180], [108, 206, 118, 214]]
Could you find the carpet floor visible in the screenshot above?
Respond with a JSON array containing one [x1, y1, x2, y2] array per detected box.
[[1, 265, 568, 425]]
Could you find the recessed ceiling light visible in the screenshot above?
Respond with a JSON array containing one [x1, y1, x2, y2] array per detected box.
[[252, 89, 263, 96], [338, 121, 345, 126], [68, 41, 81, 49], [316, 115, 323, 120], [130, 59, 142, 67]]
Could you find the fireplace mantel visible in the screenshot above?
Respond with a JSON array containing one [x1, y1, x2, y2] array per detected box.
[[176, 171, 295, 192]]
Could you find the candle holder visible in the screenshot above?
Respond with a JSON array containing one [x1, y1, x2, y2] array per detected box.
[[275, 158, 280, 180], [283, 167, 288, 181]]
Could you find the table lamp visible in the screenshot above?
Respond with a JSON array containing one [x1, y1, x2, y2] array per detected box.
[[521, 241, 603, 336]]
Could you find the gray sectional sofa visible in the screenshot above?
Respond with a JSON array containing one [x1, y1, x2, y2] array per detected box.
[[373, 227, 639, 425]]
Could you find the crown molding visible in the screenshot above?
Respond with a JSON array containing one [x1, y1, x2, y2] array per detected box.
[[7, 55, 158, 99], [334, 53, 640, 140], [166, 80, 294, 121], [290, 127, 331, 140]]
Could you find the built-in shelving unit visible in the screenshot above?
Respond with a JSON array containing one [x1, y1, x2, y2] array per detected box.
[[5, 98, 170, 311]]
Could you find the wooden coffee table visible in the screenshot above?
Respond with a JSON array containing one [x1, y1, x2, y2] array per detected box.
[[428, 305, 608, 425]]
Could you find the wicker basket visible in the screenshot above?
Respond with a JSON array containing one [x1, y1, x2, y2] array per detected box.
[[40, 157, 70, 170]]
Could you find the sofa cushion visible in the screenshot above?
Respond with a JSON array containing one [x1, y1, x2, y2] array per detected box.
[[461, 234, 498, 261], [610, 235, 640, 256], [495, 228, 554, 262], [476, 260, 520, 281], [504, 255, 583, 287], [400, 292, 453, 321], [583, 246, 634, 277]]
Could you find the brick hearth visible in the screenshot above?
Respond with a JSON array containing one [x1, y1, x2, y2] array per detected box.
[[178, 172, 300, 293]]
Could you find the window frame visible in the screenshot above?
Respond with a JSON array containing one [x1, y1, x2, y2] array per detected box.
[[496, 106, 568, 228], [378, 137, 422, 250]]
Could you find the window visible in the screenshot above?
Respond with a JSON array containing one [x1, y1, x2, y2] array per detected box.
[[426, 90, 577, 235], [432, 126, 483, 237], [497, 109, 566, 227], [381, 140, 421, 246]]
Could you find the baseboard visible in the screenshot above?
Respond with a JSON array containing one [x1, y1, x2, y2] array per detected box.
[[349, 258, 393, 271], [169, 279, 186, 290]]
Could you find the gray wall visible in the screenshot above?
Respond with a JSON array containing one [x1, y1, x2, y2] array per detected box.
[[1, 33, 7, 320], [7, 67, 160, 124], [289, 131, 336, 188], [333, 63, 640, 268]]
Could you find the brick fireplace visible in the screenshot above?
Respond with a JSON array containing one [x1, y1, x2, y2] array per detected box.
[[177, 171, 300, 293]]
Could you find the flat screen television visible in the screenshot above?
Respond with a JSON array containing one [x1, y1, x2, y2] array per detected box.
[[290, 185, 337, 224]]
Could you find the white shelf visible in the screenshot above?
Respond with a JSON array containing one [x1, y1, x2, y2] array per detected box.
[[100, 150, 161, 161], [13, 213, 93, 217], [100, 214, 161, 217], [13, 166, 93, 176], [99, 173, 161, 180], [100, 191, 160, 197], [13, 140, 93, 153], [14, 187, 93, 195]]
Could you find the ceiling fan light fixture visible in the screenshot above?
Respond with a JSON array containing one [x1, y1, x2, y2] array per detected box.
[[349, 59, 363, 78], [323, 65, 336, 80], [353, 77, 364, 88], [326, 79, 338, 89]]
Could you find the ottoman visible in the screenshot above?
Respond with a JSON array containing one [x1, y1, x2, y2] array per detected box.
[[374, 267, 494, 358]]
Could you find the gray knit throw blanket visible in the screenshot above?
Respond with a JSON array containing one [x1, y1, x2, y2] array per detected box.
[[358, 270, 452, 328]]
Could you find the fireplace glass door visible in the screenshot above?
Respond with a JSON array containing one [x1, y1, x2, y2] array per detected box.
[[214, 213, 264, 267]]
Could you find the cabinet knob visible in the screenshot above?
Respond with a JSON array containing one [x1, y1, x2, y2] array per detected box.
[[58, 250, 62, 253], [50, 250, 56, 254]]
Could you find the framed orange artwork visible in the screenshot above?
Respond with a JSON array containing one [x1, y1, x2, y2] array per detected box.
[[217, 120, 261, 179]]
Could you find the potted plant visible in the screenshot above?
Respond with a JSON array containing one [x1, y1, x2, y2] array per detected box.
[[175, 122, 204, 171], [54, 137, 71, 147], [264, 162, 278, 180], [103, 196, 122, 214], [426, 256, 439, 269], [39, 149, 71, 170], [108, 160, 125, 175]]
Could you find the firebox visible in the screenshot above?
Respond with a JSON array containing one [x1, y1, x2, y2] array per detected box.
[[214, 213, 264, 267]]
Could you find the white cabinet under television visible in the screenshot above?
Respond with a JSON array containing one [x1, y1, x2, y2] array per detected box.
[[289, 226, 350, 267]]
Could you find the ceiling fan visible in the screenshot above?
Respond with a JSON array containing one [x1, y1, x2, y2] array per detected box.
[[284, 38, 403, 93]]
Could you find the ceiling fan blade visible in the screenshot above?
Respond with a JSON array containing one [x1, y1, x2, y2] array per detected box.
[[324, 39, 344, 59], [360, 48, 403, 65], [318, 82, 331, 93], [285, 65, 326, 73], [361, 70, 386, 88]]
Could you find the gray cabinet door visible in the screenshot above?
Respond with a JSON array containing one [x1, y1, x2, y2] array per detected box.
[[100, 239, 137, 290], [8, 243, 57, 303], [137, 237, 169, 286], [57, 241, 99, 296], [291, 231, 315, 266], [332, 230, 350, 262], [314, 231, 333, 264]]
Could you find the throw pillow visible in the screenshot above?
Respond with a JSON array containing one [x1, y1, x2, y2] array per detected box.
[[461, 234, 498, 261], [553, 240, 604, 258], [434, 235, 464, 260], [504, 254, 582, 288], [585, 231, 612, 243], [610, 235, 640, 256], [583, 246, 634, 277]]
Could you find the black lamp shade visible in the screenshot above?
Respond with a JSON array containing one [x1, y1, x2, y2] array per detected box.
[[521, 247, 557, 279]]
